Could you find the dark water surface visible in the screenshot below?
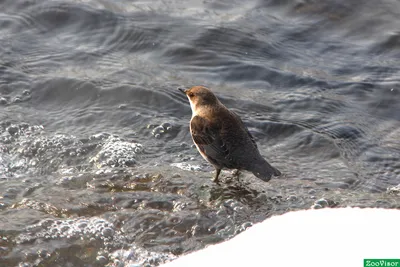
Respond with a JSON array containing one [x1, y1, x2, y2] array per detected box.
[[1, 0, 399, 266]]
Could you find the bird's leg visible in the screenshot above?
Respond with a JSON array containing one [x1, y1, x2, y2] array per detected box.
[[213, 168, 221, 183]]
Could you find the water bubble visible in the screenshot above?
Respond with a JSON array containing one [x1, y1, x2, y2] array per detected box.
[[90, 136, 143, 168], [312, 204, 323, 209], [102, 227, 114, 237], [77, 221, 88, 229], [134, 145, 143, 153], [60, 225, 70, 232], [171, 162, 201, 171], [90, 133, 111, 141], [311, 198, 337, 209], [152, 126, 165, 137], [161, 122, 172, 131], [13, 96, 22, 103]]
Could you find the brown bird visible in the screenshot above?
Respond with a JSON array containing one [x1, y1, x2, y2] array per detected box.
[[179, 85, 281, 183]]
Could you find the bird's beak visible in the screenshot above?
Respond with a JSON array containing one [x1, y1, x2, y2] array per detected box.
[[178, 87, 187, 94]]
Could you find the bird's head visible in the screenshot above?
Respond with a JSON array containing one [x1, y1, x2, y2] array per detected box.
[[178, 86, 219, 112]]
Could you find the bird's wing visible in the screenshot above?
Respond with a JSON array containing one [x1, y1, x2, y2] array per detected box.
[[190, 116, 232, 167], [231, 111, 258, 149]]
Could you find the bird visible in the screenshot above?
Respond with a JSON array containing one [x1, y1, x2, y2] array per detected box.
[[179, 85, 281, 183]]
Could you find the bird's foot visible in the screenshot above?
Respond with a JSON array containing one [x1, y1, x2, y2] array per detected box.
[[212, 168, 222, 184], [212, 178, 221, 185]]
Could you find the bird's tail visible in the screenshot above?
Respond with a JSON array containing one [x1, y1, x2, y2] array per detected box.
[[251, 159, 281, 182]]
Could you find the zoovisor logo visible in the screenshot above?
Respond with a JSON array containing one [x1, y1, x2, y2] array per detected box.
[[364, 259, 400, 267]]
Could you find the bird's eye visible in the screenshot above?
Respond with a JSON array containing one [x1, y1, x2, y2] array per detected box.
[[188, 93, 194, 97]]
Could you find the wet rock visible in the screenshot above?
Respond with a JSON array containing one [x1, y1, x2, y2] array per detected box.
[[0, 97, 7, 105]]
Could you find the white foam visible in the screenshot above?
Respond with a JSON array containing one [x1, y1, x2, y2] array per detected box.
[[90, 136, 143, 168], [171, 162, 202, 171]]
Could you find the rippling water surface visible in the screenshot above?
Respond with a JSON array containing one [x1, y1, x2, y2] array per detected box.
[[1, 0, 399, 266]]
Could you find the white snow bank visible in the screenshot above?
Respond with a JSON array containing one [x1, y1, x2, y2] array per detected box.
[[162, 208, 400, 267]]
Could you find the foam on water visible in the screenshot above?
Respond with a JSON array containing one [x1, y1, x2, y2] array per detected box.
[[9, 216, 175, 266], [90, 136, 143, 168]]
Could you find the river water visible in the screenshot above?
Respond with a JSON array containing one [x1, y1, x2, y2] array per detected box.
[[1, 0, 399, 266]]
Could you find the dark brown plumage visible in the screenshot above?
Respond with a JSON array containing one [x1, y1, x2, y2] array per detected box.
[[179, 86, 281, 183]]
